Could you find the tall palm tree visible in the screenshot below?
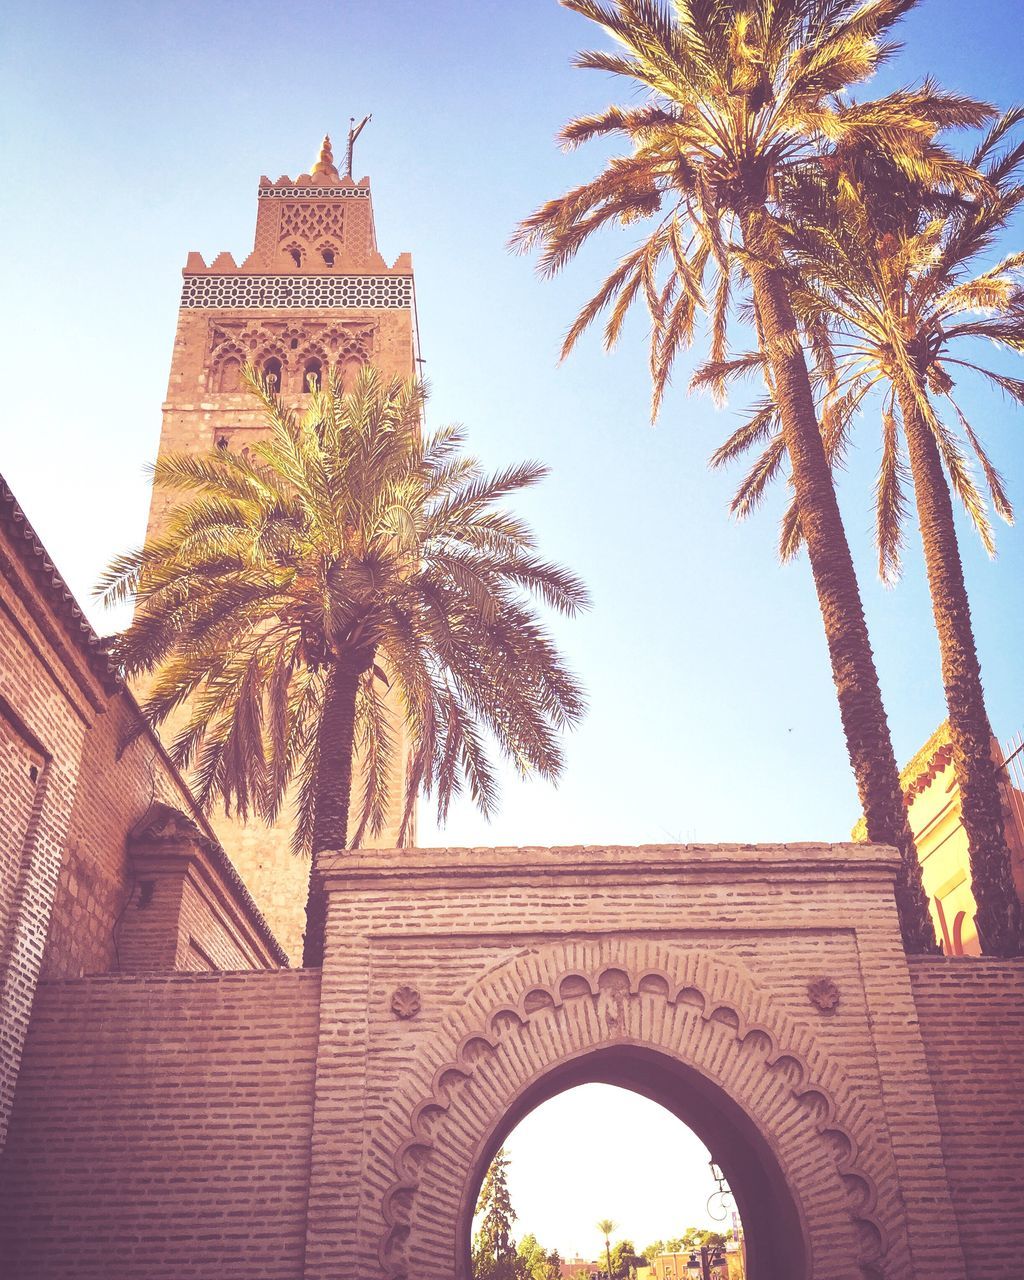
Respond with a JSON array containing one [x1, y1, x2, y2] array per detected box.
[[513, 0, 989, 951], [597, 1219, 617, 1280], [99, 366, 588, 965], [715, 112, 1024, 953]]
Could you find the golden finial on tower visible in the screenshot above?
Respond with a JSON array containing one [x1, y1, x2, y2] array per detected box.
[[311, 134, 339, 180]]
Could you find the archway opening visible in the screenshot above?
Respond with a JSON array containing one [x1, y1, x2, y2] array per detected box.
[[461, 1046, 806, 1280]]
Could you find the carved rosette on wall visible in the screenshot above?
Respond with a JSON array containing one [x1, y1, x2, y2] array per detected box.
[[390, 986, 421, 1020], [373, 945, 901, 1280], [807, 977, 842, 1015]]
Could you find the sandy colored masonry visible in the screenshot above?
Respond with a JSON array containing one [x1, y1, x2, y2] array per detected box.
[[3, 841, 1023, 1279]]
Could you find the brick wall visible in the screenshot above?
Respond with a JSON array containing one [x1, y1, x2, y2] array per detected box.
[[0, 477, 285, 1149], [0, 706, 46, 940], [910, 958, 1024, 1280], [41, 693, 190, 979], [0, 970, 320, 1280], [304, 844, 969, 1280], [0, 492, 105, 1142], [3, 847, 1022, 1280]]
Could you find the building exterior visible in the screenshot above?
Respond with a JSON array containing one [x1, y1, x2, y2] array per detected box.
[[641, 1249, 736, 1279], [3, 838, 1024, 1278], [0, 476, 285, 1146], [145, 135, 418, 961], [856, 723, 1024, 955]]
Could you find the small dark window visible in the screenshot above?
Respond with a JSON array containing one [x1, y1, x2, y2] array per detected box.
[[288, 246, 302, 267], [290, 337, 299, 349], [28, 764, 39, 783], [216, 434, 229, 450], [304, 357, 323, 392], [263, 356, 283, 390], [321, 247, 335, 267]]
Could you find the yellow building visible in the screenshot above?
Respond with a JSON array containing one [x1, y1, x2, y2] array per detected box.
[[856, 723, 1024, 955]]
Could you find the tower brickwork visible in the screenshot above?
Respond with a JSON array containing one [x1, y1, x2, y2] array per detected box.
[[146, 137, 416, 962]]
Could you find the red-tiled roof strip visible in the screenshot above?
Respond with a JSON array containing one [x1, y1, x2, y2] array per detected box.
[[903, 743, 956, 803], [0, 473, 290, 968], [898, 722, 956, 806]]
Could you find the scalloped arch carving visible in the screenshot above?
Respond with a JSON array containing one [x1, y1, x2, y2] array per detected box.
[[373, 942, 905, 1280]]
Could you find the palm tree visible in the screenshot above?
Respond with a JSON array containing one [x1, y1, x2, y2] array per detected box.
[[715, 112, 1024, 953], [99, 365, 588, 966], [597, 1219, 616, 1280], [513, 0, 989, 951]]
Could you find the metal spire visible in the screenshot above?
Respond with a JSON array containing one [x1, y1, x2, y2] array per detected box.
[[345, 114, 372, 178]]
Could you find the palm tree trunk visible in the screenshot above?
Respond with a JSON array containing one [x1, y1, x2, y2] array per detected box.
[[303, 655, 364, 966], [896, 375, 1023, 956], [740, 208, 936, 953]]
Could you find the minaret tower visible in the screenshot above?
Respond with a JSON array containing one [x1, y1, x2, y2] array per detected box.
[[147, 133, 416, 961]]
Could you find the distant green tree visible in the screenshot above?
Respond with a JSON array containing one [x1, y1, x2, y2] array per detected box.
[[610, 1238, 643, 1277], [543, 1250, 563, 1280], [644, 1230, 727, 1260], [473, 1149, 524, 1280], [518, 1233, 554, 1280]]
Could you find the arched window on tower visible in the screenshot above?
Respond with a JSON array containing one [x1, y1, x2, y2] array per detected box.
[[217, 357, 242, 393], [339, 344, 369, 390], [262, 356, 283, 390], [288, 246, 303, 268], [321, 246, 335, 267], [303, 357, 323, 392]]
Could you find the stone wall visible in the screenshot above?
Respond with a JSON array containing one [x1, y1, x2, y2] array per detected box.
[[305, 843, 967, 1280], [0, 477, 285, 1147], [0, 970, 320, 1280], [910, 958, 1024, 1280], [3, 844, 1023, 1280]]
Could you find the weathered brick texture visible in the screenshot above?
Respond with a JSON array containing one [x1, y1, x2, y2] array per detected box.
[[3, 843, 1021, 1280], [0, 478, 285, 1148], [910, 959, 1024, 1280], [302, 843, 969, 1279], [0, 970, 320, 1279]]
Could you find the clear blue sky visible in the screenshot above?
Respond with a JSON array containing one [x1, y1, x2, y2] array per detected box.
[[3, 0, 1022, 1255], [4, 0, 1020, 849]]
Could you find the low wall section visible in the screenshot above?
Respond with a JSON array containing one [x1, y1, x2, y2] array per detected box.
[[0, 969, 320, 1280], [910, 958, 1024, 1280]]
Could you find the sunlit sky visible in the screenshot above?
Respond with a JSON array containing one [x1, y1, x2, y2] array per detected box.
[[3, 0, 1022, 1256], [497, 1085, 726, 1261]]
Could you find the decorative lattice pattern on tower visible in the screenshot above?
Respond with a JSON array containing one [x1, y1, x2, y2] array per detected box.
[[278, 202, 345, 244], [180, 275, 412, 309], [258, 186, 370, 199]]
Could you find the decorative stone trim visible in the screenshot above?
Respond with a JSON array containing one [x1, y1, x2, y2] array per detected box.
[[258, 186, 370, 199], [180, 275, 412, 310], [374, 944, 897, 1280]]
